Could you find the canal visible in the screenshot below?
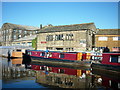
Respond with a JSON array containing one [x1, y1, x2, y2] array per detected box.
[[1, 57, 120, 89]]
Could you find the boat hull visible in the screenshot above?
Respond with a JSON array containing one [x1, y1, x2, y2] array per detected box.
[[30, 56, 91, 67], [91, 63, 120, 72]]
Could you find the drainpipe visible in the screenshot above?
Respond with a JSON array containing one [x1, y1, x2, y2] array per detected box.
[[86, 29, 89, 51]]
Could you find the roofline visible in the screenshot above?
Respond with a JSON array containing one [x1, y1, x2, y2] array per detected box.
[[38, 29, 90, 33], [43, 22, 95, 28], [56, 22, 94, 27], [98, 29, 120, 30]]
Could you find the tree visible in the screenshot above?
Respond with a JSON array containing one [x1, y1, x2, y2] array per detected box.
[[32, 38, 37, 50]]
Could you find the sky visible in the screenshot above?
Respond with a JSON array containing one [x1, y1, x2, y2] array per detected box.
[[1, 2, 119, 29]]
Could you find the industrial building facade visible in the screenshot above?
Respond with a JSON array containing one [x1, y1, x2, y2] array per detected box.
[[1, 23, 39, 46], [1, 22, 119, 52], [11, 35, 37, 47], [37, 23, 96, 51], [95, 29, 120, 52]]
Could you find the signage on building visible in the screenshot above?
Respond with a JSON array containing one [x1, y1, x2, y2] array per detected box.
[[41, 41, 47, 44]]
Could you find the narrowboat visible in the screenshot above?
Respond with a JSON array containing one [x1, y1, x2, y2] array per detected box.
[[27, 50, 92, 67], [91, 52, 120, 72]]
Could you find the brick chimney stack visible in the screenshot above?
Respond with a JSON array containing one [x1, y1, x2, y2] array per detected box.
[[40, 24, 42, 29]]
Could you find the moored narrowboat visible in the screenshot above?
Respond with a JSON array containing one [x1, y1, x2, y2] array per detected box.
[[27, 50, 92, 67], [91, 52, 120, 72]]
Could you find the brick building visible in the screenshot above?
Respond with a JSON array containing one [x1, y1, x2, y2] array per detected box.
[[1, 23, 39, 46], [12, 35, 37, 47], [37, 22, 96, 51], [95, 29, 120, 52]]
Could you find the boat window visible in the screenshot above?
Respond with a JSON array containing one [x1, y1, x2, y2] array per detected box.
[[40, 52, 45, 56], [118, 56, 120, 63], [59, 69, 65, 73], [110, 55, 120, 63], [28, 52, 32, 55], [41, 66, 45, 70], [59, 53, 64, 58], [48, 52, 52, 57]]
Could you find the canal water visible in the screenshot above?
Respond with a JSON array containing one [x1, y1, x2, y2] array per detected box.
[[1, 57, 120, 89]]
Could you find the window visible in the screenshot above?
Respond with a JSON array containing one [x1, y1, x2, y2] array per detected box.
[[28, 52, 32, 55], [13, 35, 17, 39], [66, 34, 69, 40], [66, 34, 74, 40], [69, 34, 74, 40], [46, 35, 53, 41], [40, 52, 45, 56], [113, 37, 120, 41], [27, 42, 32, 46], [112, 47, 120, 52], [110, 55, 120, 63], [98, 37, 108, 41], [66, 48, 74, 51], [119, 56, 120, 63], [22, 42, 26, 45], [6, 30, 9, 33], [59, 34, 63, 40], [80, 39, 86, 44], [49, 35, 53, 41], [13, 30, 16, 33], [24, 31, 27, 34], [18, 30, 22, 33], [46, 35, 49, 41], [58, 69, 65, 73], [59, 53, 64, 58], [46, 47, 53, 50], [17, 43, 20, 45], [55, 35, 59, 41], [56, 48, 63, 50]]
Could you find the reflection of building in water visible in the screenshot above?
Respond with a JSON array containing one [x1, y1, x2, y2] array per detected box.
[[2, 66, 35, 80], [91, 74, 120, 90], [33, 65, 91, 88], [36, 71, 92, 89]]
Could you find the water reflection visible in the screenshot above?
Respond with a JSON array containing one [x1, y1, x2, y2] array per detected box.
[[92, 68, 120, 90], [1, 57, 120, 89], [2, 65, 35, 80], [31, 64, 120, 89], [32, 65, 91, 88], [1, 57, 45, 88]]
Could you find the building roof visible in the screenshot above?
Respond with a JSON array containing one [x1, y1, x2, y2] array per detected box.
[[14, 35, 37, 42], [96, 29, 119, 35], [1, 23, 39, 30], [38, 22, 96, 33]]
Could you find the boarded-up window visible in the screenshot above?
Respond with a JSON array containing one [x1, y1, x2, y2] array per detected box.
[[98, 37, 108, 41], [113, 37, 120, 41]]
